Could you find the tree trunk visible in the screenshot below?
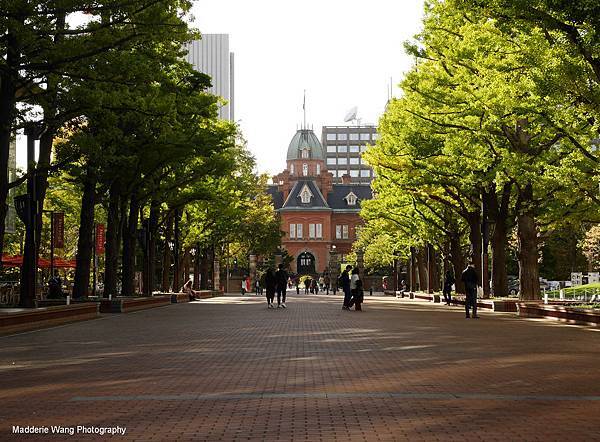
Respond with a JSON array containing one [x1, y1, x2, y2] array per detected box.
[[409, 246, 417, 292], [73, 172, 97, 298], [161, 214, 173, 292], [416, 247, 427, 292], [426, 243, 435, 293], [449, 233, 465, 294], [489, 183, 511, 298], [466, 211, 483, 288], [0, 29, 18, 263], [147, 201, 159, 295], [103, 183, 120, 297], [517, 183, 540, 300], [121, 194, 139, 296]]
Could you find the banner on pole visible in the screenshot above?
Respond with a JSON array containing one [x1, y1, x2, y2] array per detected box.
[[53, 212, 65, 248], [95, 223, 105, 255]]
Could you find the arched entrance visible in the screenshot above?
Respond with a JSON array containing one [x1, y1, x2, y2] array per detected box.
[[297, 251, 316, 275]]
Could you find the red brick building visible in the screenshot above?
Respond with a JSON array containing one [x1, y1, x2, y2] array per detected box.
[[268, 129, 372, 275]]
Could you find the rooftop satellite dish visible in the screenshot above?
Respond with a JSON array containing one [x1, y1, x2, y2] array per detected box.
[[344, 106, 358, 122]]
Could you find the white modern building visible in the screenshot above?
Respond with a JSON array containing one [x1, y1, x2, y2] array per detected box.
[[185, 34, 235, 121]]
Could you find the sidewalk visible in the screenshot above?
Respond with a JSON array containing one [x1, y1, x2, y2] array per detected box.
[[1, 294, 599, 441]]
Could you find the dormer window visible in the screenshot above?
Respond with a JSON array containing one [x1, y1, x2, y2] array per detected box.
[[290, 163, 294, 175], [301, 148, 309, 159], [299, 184, 313, 204], [302, 164, 308, 176], [345, 191, 358, 206]]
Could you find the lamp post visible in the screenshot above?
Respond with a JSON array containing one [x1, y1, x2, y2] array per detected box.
[[328, 244, 338, 295]]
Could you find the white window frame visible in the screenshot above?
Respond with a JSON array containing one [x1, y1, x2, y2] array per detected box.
[[349, 133, 359, 140], [316, 223, 322, 238], [326, 133, 336, 140], [302, 163, 308, 176], [346, 192, 357, 206], [290, 224, 296, 239], [290, 163, 294, 175], [342, 225, 349, 239], [297, 223, 303, 238], [336, 225, 342, 239], [316, 163, 321, 175], [309, 223, 316, 239], [360, 133, 370, 140], [301, 148, 309, 159]]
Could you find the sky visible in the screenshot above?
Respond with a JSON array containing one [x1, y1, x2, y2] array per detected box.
[[190, 0, 425, 176], [16, 0, 425, 175]]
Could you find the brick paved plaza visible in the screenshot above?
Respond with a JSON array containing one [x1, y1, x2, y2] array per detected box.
[[1, 293, 600, 441]]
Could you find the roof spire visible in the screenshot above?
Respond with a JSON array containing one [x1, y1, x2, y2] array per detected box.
[[303, 89, 306, 129]]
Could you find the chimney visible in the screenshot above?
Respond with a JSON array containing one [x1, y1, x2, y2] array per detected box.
[[341, 173, 351, 185]]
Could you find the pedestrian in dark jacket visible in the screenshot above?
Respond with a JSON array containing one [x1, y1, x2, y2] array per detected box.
[[348, 268, 364, 311], [304, 277, 311, 294], [341, 265, 352, 310], [265, 268, 277, 309], [275, 264, 288, 308], [461, 263, 479, 318], [443, 270, 455, 305]]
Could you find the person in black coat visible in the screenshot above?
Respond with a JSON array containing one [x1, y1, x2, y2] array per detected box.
[[264, 268, 277, 309], [461, 263, 479, 318], [443, 270, 455, 305], [275, 264, 288, 308]]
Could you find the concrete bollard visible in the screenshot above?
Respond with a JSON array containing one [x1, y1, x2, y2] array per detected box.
[[559, 289, 564, 300], [66, 295, 70, 305]]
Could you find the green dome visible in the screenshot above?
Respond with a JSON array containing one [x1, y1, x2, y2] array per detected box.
[[286, 129, 324, 160]]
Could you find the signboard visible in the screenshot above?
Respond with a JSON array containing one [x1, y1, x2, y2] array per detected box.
[[95, 223, 105, 255], [52, 212, 65, 248]]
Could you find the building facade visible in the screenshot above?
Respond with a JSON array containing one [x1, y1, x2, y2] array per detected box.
[[268, 128, 372, 275], [185, 34, 235, 121], [322, 125, 377, 184]]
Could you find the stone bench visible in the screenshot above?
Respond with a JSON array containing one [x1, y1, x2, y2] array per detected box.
[[450, 297, 518, 312], [99, 295, 172, 313], [0, 303, 100, 335], [517, 303, 600, 327]]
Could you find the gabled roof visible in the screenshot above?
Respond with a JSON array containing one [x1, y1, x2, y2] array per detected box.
[[327, 184, 372, 211], [281, 180, 330, 211]]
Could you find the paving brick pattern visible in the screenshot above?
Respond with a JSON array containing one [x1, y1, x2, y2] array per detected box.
[[1, 294, 599, 441]]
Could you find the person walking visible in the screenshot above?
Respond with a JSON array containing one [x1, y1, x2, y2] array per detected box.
[[323, 273, 330, 295], [311, 278, 319, 295], [265, 268, 276, 309], [443, 270, 455, 305], [275, 264, 288, 308], [348, 268, 364, 311], [341, 265, 352, 310], [304, 277, 311, 294], [461, 262, 479, 318], [241, 277, 246, 296], [295, 276, 300, 294]]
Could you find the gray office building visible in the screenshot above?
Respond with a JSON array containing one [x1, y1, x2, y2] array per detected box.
[[185, 34, 234, 121], [322, 125, 378, 183]]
